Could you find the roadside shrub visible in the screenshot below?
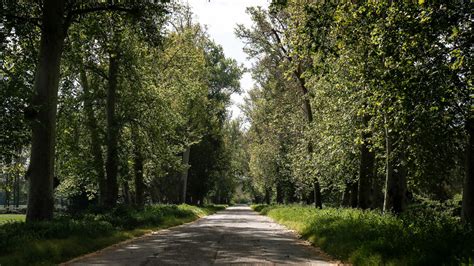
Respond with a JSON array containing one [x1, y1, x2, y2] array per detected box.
[[255, 205, 474, 265], [0, 204, 222, 265], [251, 204, 272, 213]]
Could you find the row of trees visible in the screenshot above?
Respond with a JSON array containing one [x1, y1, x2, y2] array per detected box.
[[239, 1, 473, 222], [1, 1, 245, 221]]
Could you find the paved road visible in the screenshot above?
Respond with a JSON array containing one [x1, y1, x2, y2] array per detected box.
[[67, 206, 335, 265]]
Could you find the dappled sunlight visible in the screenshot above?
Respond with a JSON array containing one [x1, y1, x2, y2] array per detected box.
[[69, 207, 334, 265]]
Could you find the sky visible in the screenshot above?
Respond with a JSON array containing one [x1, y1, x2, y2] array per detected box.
[[186, 0, 270, 120]]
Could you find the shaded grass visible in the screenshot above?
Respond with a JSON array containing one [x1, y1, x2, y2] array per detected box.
[[252, 204, 473, 265], [0, 204, 225, 265], [0, 214, 25, 224]]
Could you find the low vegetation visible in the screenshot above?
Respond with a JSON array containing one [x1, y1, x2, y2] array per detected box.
[[0, 214, 25, 225], [0, 204, 225, 265], [253, 204, 473, 265]]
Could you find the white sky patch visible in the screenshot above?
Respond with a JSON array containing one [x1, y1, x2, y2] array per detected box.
[[186, 0, 270, 120]]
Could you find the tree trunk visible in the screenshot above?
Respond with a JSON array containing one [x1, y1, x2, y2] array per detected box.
[[358, 115, 374, 209], [181, 146, 190, 204], [341, 182, 351, 207], [26, 0, 66, 222], [14, 165, 20, 208], [313, 180, 322, 209], [462, 116, 474, 223], [383, 122, 407, 214], [123, 182, 131, 205], [80, 68, 107, 206], [105, 53, 120, 207], [4, 171, 9, 209], [264, 187, 271, 205], [216, 188, 221, 204], [299, 77, 323, 209], [132, 125, 145, 208], [350, 180, 358, 208], [371, 158, 385, 209], [276, 180, 284, 204]]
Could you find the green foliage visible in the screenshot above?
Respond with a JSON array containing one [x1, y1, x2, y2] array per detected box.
[[0, 204, 223, 265], [30, 3, 244, 207], [250, 204, 269, 213], [0, 214, 25, 224], [255, 205, 474, 265], [239, 0, 473, 211]]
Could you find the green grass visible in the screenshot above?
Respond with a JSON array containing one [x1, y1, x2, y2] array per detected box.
[[252, 204, 473, 265], [0, 204, 226, 265], [0, 214, 25, 224]]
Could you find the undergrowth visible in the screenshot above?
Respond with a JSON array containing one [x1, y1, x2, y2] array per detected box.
[[252, 204, 473, 265], [0, 204, 225, 265]]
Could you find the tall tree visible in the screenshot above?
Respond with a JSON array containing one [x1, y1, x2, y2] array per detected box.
[[1, 1, 169, 220]]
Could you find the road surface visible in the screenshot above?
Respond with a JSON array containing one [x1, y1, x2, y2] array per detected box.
[[67, 206, 335, 265]]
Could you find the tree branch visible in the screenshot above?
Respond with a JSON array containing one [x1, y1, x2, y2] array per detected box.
[[64, 5, 140, 28], [0, 13, 41, 28], [69, 5, 139, 16]]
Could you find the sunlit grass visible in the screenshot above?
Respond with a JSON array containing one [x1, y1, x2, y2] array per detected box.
[[0, 214, 25, 224], [252, 204, 473, 265]]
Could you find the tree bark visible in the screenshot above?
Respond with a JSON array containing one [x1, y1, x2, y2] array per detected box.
[[181, 146, 190, 204], [26, 0, 66, 222], [358, 115, 375, 209], [132, 125, 145, 207], [105, 53, 120, 207], [462, 116, 474, 223], [80, 68, 106, 206]]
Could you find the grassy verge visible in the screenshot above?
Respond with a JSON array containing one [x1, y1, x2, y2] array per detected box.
[[0, 214, 25, 224], [252, 204, 473, 265], [0, 204, 226, 265]]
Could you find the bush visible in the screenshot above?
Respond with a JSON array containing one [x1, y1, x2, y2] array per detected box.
[[254, 205, 474, 265], [251, 204, 271, 213], [0, 204, 223, 265]]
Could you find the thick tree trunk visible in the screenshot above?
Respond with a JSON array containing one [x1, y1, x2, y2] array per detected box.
[[358, 116, 375, 209], [383, 123, 407, 214], [462, 116, 474, 223], [26, 0, 66, 222], [105, 53, 120, 207], [80, 68, 106, 205], [132, 125, 145, 207], [181, 146, 190, 204]]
